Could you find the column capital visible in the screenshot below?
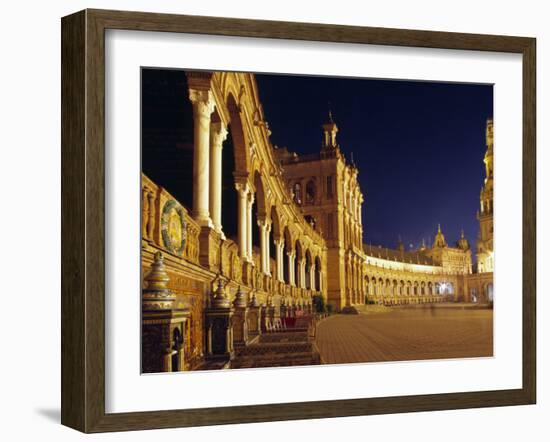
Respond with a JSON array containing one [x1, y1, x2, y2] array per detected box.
[[234, 181, 250, 197], [211, 121, 228, 147], [188, 88, 215, 116], [257, 217, 272, 229], [247, 190, 255, 205]]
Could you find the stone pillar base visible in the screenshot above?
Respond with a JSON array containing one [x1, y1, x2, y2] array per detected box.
[[247, 305, 262, 338], [199, 226, 221, 271], [241, 261, 255, 286], [232, 306, 249, 347], [205, 306, 234, 361]]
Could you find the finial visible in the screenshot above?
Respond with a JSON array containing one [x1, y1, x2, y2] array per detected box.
[[144, 252, 170, 291], [142, 252, 175, 310], [461, 229, 465, 239], [438, 223, 441, 233], [233, 285, 247, 308], [212, 276, 231, 308], [249, 289, 259, 307], [328, 102, 334, 123]]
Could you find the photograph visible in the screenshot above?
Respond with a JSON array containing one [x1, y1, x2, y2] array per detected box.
[[140, 69, 494, 373], [0, 0, 542, 438]]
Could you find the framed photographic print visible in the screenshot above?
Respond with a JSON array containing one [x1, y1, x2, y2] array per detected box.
[[61, 9, 536, 433]]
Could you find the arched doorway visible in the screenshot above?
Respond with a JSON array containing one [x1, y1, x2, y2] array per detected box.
[[295, 240, 303, 288], [171, 327, 183, 372], [283, 227, 292, 285], [305, 250, 313, 289], [315, 256, 322, 293]]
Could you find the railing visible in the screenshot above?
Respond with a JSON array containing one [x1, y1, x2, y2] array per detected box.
[[142, 173, 326, 307], [142, 174, 200, 265]]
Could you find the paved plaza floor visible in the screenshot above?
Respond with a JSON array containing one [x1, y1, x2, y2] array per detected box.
[[315, 306, 493, 364]]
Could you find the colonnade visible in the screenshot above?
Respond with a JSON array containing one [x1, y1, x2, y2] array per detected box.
[[186, 77, 326, 296], [364, 275, 456, 304], [346, 252, 365, 305]]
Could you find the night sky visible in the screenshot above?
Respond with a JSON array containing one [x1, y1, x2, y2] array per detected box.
[[255, 74, 493, 251]]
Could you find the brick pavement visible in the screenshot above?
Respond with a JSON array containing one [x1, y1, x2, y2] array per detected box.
[[315, 307, 493, 364]]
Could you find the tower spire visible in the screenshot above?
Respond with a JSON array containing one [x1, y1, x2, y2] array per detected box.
[[433, 224, 447, 248], [322, 104, 339, 151]]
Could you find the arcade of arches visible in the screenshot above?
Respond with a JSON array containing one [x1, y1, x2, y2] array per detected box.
[[141, 70, 494, 372]]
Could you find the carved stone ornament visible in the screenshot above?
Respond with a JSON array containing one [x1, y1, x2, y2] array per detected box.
[[161, 200, 187, 256]]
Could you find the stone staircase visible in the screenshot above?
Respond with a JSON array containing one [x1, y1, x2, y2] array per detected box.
[[230, 331, 320, 369]]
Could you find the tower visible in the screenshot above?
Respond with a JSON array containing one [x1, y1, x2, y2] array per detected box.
[[433, 224, 447, 248], [477, 118, 494, 273], [456, 230, 470, 251], [276, 111, 365, 310]]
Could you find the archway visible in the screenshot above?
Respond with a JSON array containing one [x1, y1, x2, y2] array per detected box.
[[295, 240, 303, 288], [252, 171, 268, 269], [269, 206, 280, 277], [225, 93, 249, 174], [221, 126, 238, 241], [283, 226, 292, 284], [315, 256, 322, 292], [305, 250, 313, 289]]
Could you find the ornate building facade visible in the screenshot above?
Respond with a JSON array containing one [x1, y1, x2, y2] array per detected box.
[[362, 226, 472, 306], [141, 70, 493, 372], [274, 112, 365, 309], [466, 118, 494, 303]]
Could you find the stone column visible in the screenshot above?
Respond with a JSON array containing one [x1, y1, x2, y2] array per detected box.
[[235, 182, 249, 259], [189, 89, 215, 226], [146, 192, 156, 240], [288, 251, 296, 286], [258, 218, 269, 274], [265, 220, 272, 275], [247, 191, 255, 262], [299, 260, 306, 288], [274, 238, 284, 281], [209, 122, 228, 236], [257, 219, 272, 275], [142, 188, 149, 238]]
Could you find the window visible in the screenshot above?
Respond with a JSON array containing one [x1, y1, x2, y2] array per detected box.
[[326, 175, 333, 199], [305, 215, 316, 229], [305, 180, 316, 203], [292, 182, 302, 205]]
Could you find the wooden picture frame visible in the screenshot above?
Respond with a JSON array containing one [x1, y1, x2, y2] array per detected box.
[[61, 8, 536, 433]]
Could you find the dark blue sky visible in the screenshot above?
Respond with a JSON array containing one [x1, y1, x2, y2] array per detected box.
[[255, 74, 493, 251]]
